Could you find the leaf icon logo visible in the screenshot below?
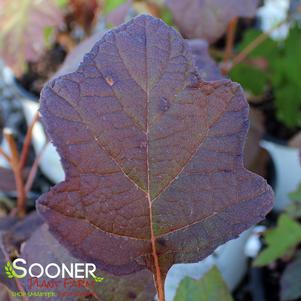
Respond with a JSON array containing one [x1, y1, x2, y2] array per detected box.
[[92, 275, 104, 283], [4, 261, 23, 279], [5, 262, 15, 279]]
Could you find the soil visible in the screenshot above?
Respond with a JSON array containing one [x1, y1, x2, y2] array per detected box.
[[16, 43, 67, 97], [262, 262, 285, 301], [233, 270, 254, 301]]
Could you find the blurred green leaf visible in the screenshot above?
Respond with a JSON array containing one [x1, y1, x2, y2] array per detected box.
[[274, 83, 301, 128], [282, 26, 301, 85], [269, 26, 301, 128], [289, 183, 301, 202], [231, 26, 301, 128], [160, 7, 173, 26], [230, 64, 267, 95], [55, 0, 69, 8], [103, 0, 127, 15], [281, 252, 301, 301], [254, 214, 301, 267], [174, 266, 233, 301], [286, 184, 301, 219], [286, 203, 301, 219], [43, 26, 55, 48]]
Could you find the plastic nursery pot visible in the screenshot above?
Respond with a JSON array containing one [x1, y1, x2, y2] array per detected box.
[[21, 98, 65, 184], [261, 138, 301, 211], [2, 66, 65, 184], [165, 229, 252, 301]]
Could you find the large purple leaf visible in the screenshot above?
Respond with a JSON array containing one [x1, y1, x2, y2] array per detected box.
[[166, 0, 259, 43], [37, 15, 273, 297]]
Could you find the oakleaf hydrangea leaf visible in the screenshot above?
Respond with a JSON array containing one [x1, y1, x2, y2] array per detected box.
[[37, 15, 273, 297]]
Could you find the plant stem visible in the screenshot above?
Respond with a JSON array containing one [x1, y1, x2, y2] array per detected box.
[[19, 112, 39, 170], [231, 31, 269, 67], [155, 275, 165, 301], [3, 129, 26, 217], [223, 17, 238, 63], [0, 113, 40, 217]]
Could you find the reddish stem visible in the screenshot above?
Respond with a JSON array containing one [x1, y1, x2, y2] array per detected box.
[[3, 129, 26, 217], [223, 17, 238, 63], [19, 112, 40, 171]]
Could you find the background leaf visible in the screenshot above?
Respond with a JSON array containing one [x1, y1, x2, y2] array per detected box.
[[230, 29, 278, 96], [0, 213, 43, 293], [187, 39, 223, 81], [254, 214, 301, 267], [230, 64, 267, 96], [281, 252, 301, 301], [0, 283, 20, 301], [0, 235, 21, 293], [103, 0, 128, 14], [270, 26, 301, 128], [0, 0, 63, 76], [232, 26, 301, 128], [166, 0, 259, 43], [174, 266, 233, 301], [106, 0, 132, 27], [289, 184, 301, 202]]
